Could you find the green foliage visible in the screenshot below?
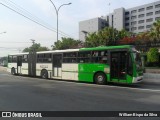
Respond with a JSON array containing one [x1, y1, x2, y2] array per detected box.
[[0, 56, 8, 67], [118, 29, 131, 40], [84, 19, 160, 49], [147, 48, 159, 63], [151, 19, 160, 41], [85, 32, 102, 47], [85, 27, 124, 47], [23, 43, 49, 52], [138, 20, 160, 46], [52, 37, 83, 50]]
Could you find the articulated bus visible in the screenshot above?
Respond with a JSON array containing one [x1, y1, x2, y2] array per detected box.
[[7, 45, 143, 84]]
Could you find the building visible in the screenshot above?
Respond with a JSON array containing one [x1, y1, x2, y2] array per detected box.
[[122, 0, 160, 33], [79, 17, 108, 41], [79, 1, 160, 41]]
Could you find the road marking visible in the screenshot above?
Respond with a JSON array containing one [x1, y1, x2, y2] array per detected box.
[[103, 85, 160, 92], [42, 79, 160, 92], [52, 81, 160, 92]]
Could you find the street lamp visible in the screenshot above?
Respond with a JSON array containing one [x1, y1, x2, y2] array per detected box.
[[81, 30, 88, 41], [49, 0, 72, 42]]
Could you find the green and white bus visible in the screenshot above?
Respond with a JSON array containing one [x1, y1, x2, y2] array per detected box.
[[7, 45, 143, 84]]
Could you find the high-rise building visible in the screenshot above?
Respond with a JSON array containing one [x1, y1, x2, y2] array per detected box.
[[79, 17, 108, 41], [79, 1, 160, 41]]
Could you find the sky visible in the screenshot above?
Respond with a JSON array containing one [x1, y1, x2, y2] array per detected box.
[[0, 0, 158, 57]]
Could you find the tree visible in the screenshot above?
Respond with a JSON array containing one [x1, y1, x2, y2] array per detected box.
[[85, 27, 119, 47], [135, 32, 150, 45], [52, 37, 83, 50], [85, 32, 101, 47], [151, 19, 160, 42], [147, 48, 159, 63], [116, 29, 135, 45], [102, 27, 119, 46], [118, 36, 136, 45], [0, 56, 8, 67], [118, 29, 131, 40], [150, 20, 160, 44], [23, 43, 49, 52]]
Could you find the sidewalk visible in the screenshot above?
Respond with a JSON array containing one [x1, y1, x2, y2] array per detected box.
[[145, 68, 160, 74], [143, 73, 160, 84], [0, 66, 7, 72]]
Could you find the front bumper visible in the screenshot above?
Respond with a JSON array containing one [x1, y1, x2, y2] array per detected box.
[[132, 76, 143, 83]]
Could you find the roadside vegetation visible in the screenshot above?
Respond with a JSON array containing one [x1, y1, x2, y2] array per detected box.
[[20, 19, 160, 68]]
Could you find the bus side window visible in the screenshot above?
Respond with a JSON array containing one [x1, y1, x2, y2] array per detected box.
[[8, 56, 12, 63], [63, 52, 77, 63], [12, 56, 17, 63], [100, 56, 108, 64], [23, 55, 28, 63], [78, 52, 91, 63], [92, 51, 108, 64]]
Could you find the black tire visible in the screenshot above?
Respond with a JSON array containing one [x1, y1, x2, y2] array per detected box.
[[41, 70, 48, 79], [11, 68, 16, 75], [94, 72, 107, 85]]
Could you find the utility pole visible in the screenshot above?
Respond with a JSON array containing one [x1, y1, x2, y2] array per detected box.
[[30, 39, 35, 45], [30, 39, 36, 52], [29, 39, 36, 77]]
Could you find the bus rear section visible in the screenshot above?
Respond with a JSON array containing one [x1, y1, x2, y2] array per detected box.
[[8, 53, 29, 75]]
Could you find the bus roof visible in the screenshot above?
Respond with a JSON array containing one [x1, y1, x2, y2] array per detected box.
[[37, 49, 79, 54], [8, 45, 133, 56], [8, 49, 79, 55], [80, 45, 133, 51], [9, 52, 29, 56]]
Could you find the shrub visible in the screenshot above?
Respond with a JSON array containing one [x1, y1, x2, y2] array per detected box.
[[147, 48, 159, 62]]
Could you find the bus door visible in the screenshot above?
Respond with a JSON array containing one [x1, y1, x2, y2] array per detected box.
[[28, 51, 36, 77], [17, 56, 22, 74], [52, 54, 62, 77], [110, 51, 127, 81]]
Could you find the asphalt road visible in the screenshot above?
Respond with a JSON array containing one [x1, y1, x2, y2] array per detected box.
[[0, 71, 160, 120]]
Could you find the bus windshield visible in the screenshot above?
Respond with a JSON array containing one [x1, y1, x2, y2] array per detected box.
[[133, 51, 142, 70]]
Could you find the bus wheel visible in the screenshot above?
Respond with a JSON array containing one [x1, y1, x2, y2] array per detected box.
[[41, 70, 48, 79], [94, 72, 106, 85], [11, 68, 16, 75]]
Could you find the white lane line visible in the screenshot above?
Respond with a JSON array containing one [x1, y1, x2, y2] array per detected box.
[[46, 80, 160, 92], [54, 81, 160, 92], [102, 85, 160, 92]]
